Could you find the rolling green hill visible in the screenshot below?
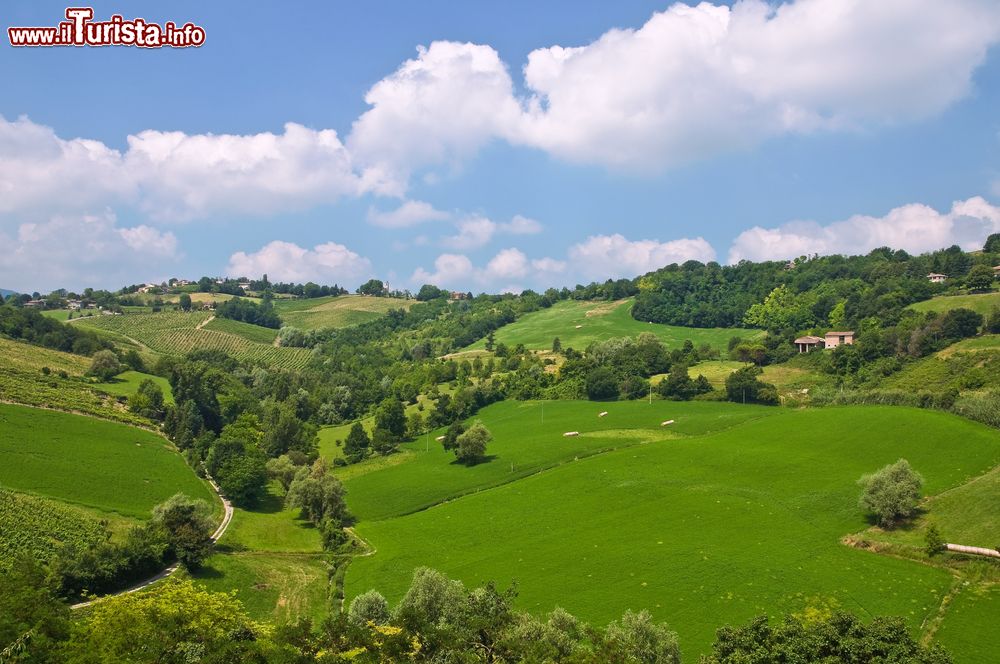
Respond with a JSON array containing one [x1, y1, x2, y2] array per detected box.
[[464, 299, 762, 353], [343, 402, 1000, 658], [907, 291, 1000, 317], [273, 295, 411, 331], [0, 403, 215, 518]]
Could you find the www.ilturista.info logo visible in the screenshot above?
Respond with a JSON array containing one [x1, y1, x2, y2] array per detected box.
[[8, 7, 205, 48]]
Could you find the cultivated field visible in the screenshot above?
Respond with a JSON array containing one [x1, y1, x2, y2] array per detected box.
[[0, 337, 152, 425], [75, 312, 312, 369], [0, 403, 215, 518], [0, 489, 107, 569], [342, 402, 1000, 658], [274, 295, 412, 331], [464, 299, 762, 353], [908, 291, 1000, 317], [203, 317, 279, 345]]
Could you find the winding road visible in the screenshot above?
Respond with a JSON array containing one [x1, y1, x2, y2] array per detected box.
[[70, 477, 233, 610]]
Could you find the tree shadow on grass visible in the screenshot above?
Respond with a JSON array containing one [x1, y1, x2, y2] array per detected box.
[[246, 489, 285, 515], [193, 564, 224, 580], [448, 454, 499, 467]]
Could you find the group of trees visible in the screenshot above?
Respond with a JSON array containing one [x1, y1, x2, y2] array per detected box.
[[215, 295, 282, 329], [1, 564, 953, 663], [0, 305, 111, 356]]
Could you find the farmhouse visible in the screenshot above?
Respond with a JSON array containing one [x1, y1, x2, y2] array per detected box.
[[927, 273, 948, 283], [993, 265, 1000, 275], [793, 335, 824, 353], [824, 330, 854, 349]]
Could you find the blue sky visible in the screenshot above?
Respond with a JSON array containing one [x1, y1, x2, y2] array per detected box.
[[2, 0, 1000, 293]]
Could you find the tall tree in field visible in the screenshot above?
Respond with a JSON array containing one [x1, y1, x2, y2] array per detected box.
[[178, 293, 192, 311], [375, 398, 407, 440], [858, 459, 923, 528], [454, 421, 491, 465], [343, 421, 371, 462]]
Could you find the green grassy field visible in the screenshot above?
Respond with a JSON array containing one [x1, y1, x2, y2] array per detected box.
[[0, 403, 215, 518], [74, 312, 311, 369], [93, 370, 175, 405], [339, 400, 776, 522], [203, 317, 279, 345], [343, 403, 1000, 658], [934, 586, 1000, 663], [908, 292, 1000, 317], [192, 482, 329, 623], [274, 295, 412, 331], [464, 299, 761, 353]]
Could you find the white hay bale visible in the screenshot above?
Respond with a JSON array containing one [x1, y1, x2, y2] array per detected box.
[[563, 431, 580, 437], [660, 420, 675, 426], [575, 325, 583, 329], [435, 435, 446, 441], [598, 411, 608, 417]]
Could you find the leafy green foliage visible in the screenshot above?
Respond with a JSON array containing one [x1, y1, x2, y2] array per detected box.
[[215, 295, 281, 329], [0, 490, 107, 570], [858, 459, 924, 528], [86, 350, 121, 381], [705, 612, 952, 663], [454, 421, 492, 465]]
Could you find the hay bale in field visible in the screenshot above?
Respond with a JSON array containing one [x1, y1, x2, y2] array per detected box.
[[660, 420, 675, 426], [563, 431, 579, 437], [574, 325, 583, 328], [598, 411, 608, 417], [435, 435, 446, 441]]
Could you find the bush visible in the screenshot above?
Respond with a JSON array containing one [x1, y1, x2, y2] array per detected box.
[[925, 524, 946, 557], [585, 367, 619, 401], [454, 421, 491, 465], [858, 459, 923, 528], [86, 350, 121, 381]]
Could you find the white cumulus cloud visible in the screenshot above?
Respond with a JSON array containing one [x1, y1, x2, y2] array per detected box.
[[442, 214, 544, 249], [226, 240, 372, 284], [367, 200, 450, 228], [727, 197, 1000, 263], [568, 234, 717, 279]]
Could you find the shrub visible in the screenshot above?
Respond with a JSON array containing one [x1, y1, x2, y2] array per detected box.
[[925, 524, 946, 557], [858, 459, 923, 528], [86, 350, 121, 381], [455, 421, 491, 465]]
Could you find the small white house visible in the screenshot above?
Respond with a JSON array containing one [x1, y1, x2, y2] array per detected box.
[[793, 335, 824, 353], [927, 273, 948, 284], [824, 331, 855, 349]]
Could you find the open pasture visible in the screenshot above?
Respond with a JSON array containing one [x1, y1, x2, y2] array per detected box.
[[93, 370, 175, 405], [464, 299, 761, 352], [344, 404, 1000, 657], [274, 295, 412, 331], [0, 403, 214, 518], [339, 400, 778, 522], [907, 291, 1000, 317]]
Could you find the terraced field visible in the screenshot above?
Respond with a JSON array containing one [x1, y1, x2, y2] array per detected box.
[[464, 298, 762, 353], [274, 295, 411, 331], [341, 401, 1000, 659], [75, 312, 311, 369]]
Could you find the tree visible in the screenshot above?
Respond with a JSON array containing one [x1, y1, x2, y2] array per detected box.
[[128, 379, 165, 419], [485, 330, 495, 352], [63, 579, 272, 662], [600, 609, 680, 664], [344, 422, 371, 462], [150, 494, 215, 570], [416, 284, 446, 301], [552, 337, 562, 353], [375, 397, 407, 440], [442, 421, 465, 451], [984, 232, 1000, 253], [987, 307, 1000, 334], [178, 293, 192, 311], [86, 350, 121, 381], [858, 459, 923, 528], [406, 411, 425, 439], [586, 367, 620, 401], [285, 459, 350, 527], [725, 366, 778, 405], [215, 453, 268, 507], [266, 455, 298, 492], [0, 558, 70, 663], [940, 308, 983, 340], [357, 278, 385, 296], [705, 612, 952, 663], [925, 524, 946, 557], [348, 590, 390, 626], [966, 264, 995, 292], [454, 421, 491, 465]]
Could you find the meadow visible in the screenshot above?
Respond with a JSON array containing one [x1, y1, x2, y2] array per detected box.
[[191, 481, 329, 623], [933, 586, 1000, 663], [93, 370, 175, 405], [338, 400, 777, 522], [464, 299, 762, 353], [907, 291, 1000, 317], [75, 312, 312, 369], [0, 403, 215, 518], [273, 295, 412, 331], [343, 403, 1000, 658]]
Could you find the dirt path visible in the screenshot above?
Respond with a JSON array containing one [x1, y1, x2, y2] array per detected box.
[[195, 315, 215, 330], [70, 477, 233, 610]]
